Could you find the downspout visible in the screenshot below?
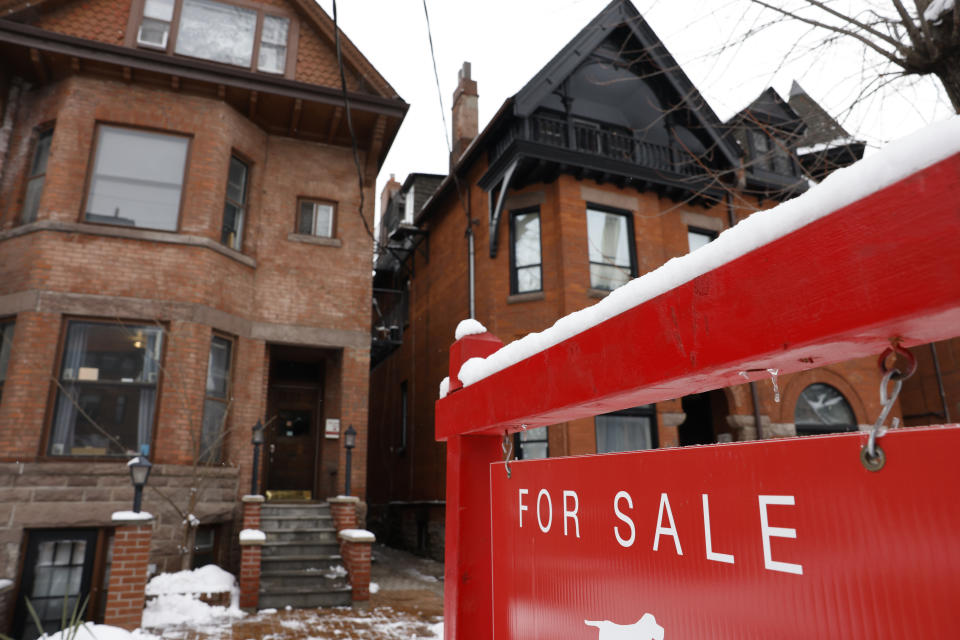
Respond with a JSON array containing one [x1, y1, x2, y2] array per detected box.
[[467, 186, 475, 319], [930, 343, 951, 423], [727, 192, 763, 440]]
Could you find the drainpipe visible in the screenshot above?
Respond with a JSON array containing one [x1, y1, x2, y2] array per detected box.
[[467, 186, 475, 319], [727, 193, 763, 440], [931, 343, 951, 423]]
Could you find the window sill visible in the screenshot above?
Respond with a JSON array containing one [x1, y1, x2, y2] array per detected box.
[[587, 288, 611, 299], [507, 291, 545, 304], [287, 233, 341, 247], [0, 220, 256, 268]]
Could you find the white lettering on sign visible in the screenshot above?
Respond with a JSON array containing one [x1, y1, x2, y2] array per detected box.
[[563, 490, 581, 538], [758, 495, 803, 575], [537, 489, 553, 533], [613, 490, 635, 548], [653, 493, 683, 555], [519, 488, 529, 528], [702, 494, 735, 564]]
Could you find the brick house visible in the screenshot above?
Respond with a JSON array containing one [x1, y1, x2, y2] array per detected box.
[[0, 0, 405, 633], [366, 0, 900, 558]]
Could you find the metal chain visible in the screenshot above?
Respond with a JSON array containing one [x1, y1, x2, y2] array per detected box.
[[862, 344, 916, 471]]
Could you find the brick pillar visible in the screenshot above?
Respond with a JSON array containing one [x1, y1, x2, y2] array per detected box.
[[328, 495, 359, 532], [104, 513, 154, 630], [238, 495, 265, 611], [338, 529, 375, 604]]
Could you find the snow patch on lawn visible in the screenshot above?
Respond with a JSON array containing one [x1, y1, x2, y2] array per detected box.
[[457, 116, 960, 388], [145, 565, 236, 596]]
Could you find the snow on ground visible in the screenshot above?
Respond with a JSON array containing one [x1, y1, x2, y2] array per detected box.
[[145, 565, 237, 596], [456, 116, 960, 388]]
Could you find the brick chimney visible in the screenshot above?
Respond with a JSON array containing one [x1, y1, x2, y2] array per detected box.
[[378, 173, 402, 246], [452, 61, 478, 163]]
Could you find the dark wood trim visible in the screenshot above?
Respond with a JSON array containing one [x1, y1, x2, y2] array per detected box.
[[78, 121, 193, 234], [0, 20, 407, 117], [38, 316, 169, 463], [87, 528, 109, 622]]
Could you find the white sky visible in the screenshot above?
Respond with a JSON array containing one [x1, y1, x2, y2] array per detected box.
[[314, 0, 954, 219]]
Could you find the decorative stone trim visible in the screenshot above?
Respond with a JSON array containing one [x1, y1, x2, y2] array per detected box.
[[241, 494, 265, 503], [507, 291, 545, 304], [286, 233, 342, 247]]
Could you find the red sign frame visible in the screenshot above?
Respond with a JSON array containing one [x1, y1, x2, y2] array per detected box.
[[491, 427, 960, 638]]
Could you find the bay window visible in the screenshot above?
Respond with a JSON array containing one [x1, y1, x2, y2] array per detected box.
[[586, 205, 636, 291], [85, 126, 189, 231], [49, 322, 163, 457], [22, 127, 53, 224]]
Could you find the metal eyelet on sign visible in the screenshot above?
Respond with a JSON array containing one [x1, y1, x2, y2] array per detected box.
[[878, 343, 917, 381], [860, 444, 886, 472]]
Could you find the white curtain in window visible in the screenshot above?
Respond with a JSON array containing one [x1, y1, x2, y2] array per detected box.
[[50, 325, 89, 452], [137, 331, 161, 451]]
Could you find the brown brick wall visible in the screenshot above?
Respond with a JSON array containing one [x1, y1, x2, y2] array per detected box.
[[103, 522, 152, 630]]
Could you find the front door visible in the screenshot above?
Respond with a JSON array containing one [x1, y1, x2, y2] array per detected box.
[[13, 529, 98, 640], [266, 387, 319, 500]]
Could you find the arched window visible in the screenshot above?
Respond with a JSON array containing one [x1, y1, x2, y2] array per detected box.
[[794, 383, 857, 435]]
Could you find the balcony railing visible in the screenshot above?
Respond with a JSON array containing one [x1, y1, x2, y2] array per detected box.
[[493, 114, 708, 178]]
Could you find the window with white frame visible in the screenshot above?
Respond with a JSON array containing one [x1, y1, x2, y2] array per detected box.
[[137, 0, 174, 48], [258, 15, 290, 74], [586, 205, 635, 291], [298, 200, 335, 238], [49, 322, 163, 457], [85, 126, 189, 231]]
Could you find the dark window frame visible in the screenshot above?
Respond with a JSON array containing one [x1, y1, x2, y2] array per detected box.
[[296, 197, 338, 239], [21, 125, 55, 224], [585, 203, 638, 291], [514, 426, 549, 460], [127, 0, 300, 78], [687, 226, 718, 252], [42, 318, 166, 461], [200, 333, 235, 464], [0, 319, 15, 406], [80, 122, 192, 233], [399, 380, 408, 453], [221, 155, 249, 251], [595, 404, 659, 454], [508, 207, 543, 295]]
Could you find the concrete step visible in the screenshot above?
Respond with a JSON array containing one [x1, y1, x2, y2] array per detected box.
[[259, 569, 349, 591], [261, 504, 332, 519], [263, 528, 337, 543], [257, 587, 352, 609], [261, 541, 340, 557], [260, 554, 342, 572], [261, 516, 333, 531]]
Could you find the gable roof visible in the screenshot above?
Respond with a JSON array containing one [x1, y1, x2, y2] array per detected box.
[[728, 87, 806, 135], [0, 0, 398, 99], [512, 0, 741, 166], [788, 81, 855, 148]]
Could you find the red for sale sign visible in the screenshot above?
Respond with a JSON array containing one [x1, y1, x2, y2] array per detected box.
[[490, 426, 960, 639]]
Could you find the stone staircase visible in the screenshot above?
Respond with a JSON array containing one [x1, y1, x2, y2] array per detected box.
[[258, 502, 352, 609]]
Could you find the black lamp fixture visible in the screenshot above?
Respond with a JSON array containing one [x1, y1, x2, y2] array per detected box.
[[344, 425, 357, 496], [128, 455, 153, 513], [251, 419, 265, 495]]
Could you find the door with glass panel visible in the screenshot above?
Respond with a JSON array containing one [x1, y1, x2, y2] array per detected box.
[[13, 529, 98, 640]]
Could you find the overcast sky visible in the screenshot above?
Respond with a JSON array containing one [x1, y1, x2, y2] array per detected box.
[[315, 0, 954, 219]]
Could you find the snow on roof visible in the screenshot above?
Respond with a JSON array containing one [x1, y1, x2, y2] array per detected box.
[[796, 137, 859, 155], [455, 318, 488, 340], [456, 115, 960, 389]]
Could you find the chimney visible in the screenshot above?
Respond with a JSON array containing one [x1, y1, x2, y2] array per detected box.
[[378, 173, 402, 245], [451, 61, 478, 163]]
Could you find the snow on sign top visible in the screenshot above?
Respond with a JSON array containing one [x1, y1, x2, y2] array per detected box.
[[456, 115, 960, 389], [455, 318, 488, 340]]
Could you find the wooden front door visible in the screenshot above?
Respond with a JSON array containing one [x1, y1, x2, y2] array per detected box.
[[266, 387, 320, 499], [13, 529, 99, 640]]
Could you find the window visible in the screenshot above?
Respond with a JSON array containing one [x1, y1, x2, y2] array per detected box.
[[192, 525, 218, 568], [586, 206, 635, 291], [750, 130, 794, 175], [794, 383, 857, 436], [687, 227, 717, 252], [298, 200, 335, 238], [596, 405, 657, 453], [510, 209, 542, 294], [85, 126, 189, 231], [404, 187, 415, 223], [514, 426, 548, 460], [258, 15, 290, 74], [200, 335, 232, 463], [22, 128, 53, 224], [49, 322, 163, 457], [221, 156, 248, 250], [137, 0, 174, 48], [0, 321, 14, 405], [136, 0, 292, 74], [399, 381, 408, 452]]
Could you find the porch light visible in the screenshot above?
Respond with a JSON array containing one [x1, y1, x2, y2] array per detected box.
[[128, 455, 153, 513], [251, 419, 265, 495]]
